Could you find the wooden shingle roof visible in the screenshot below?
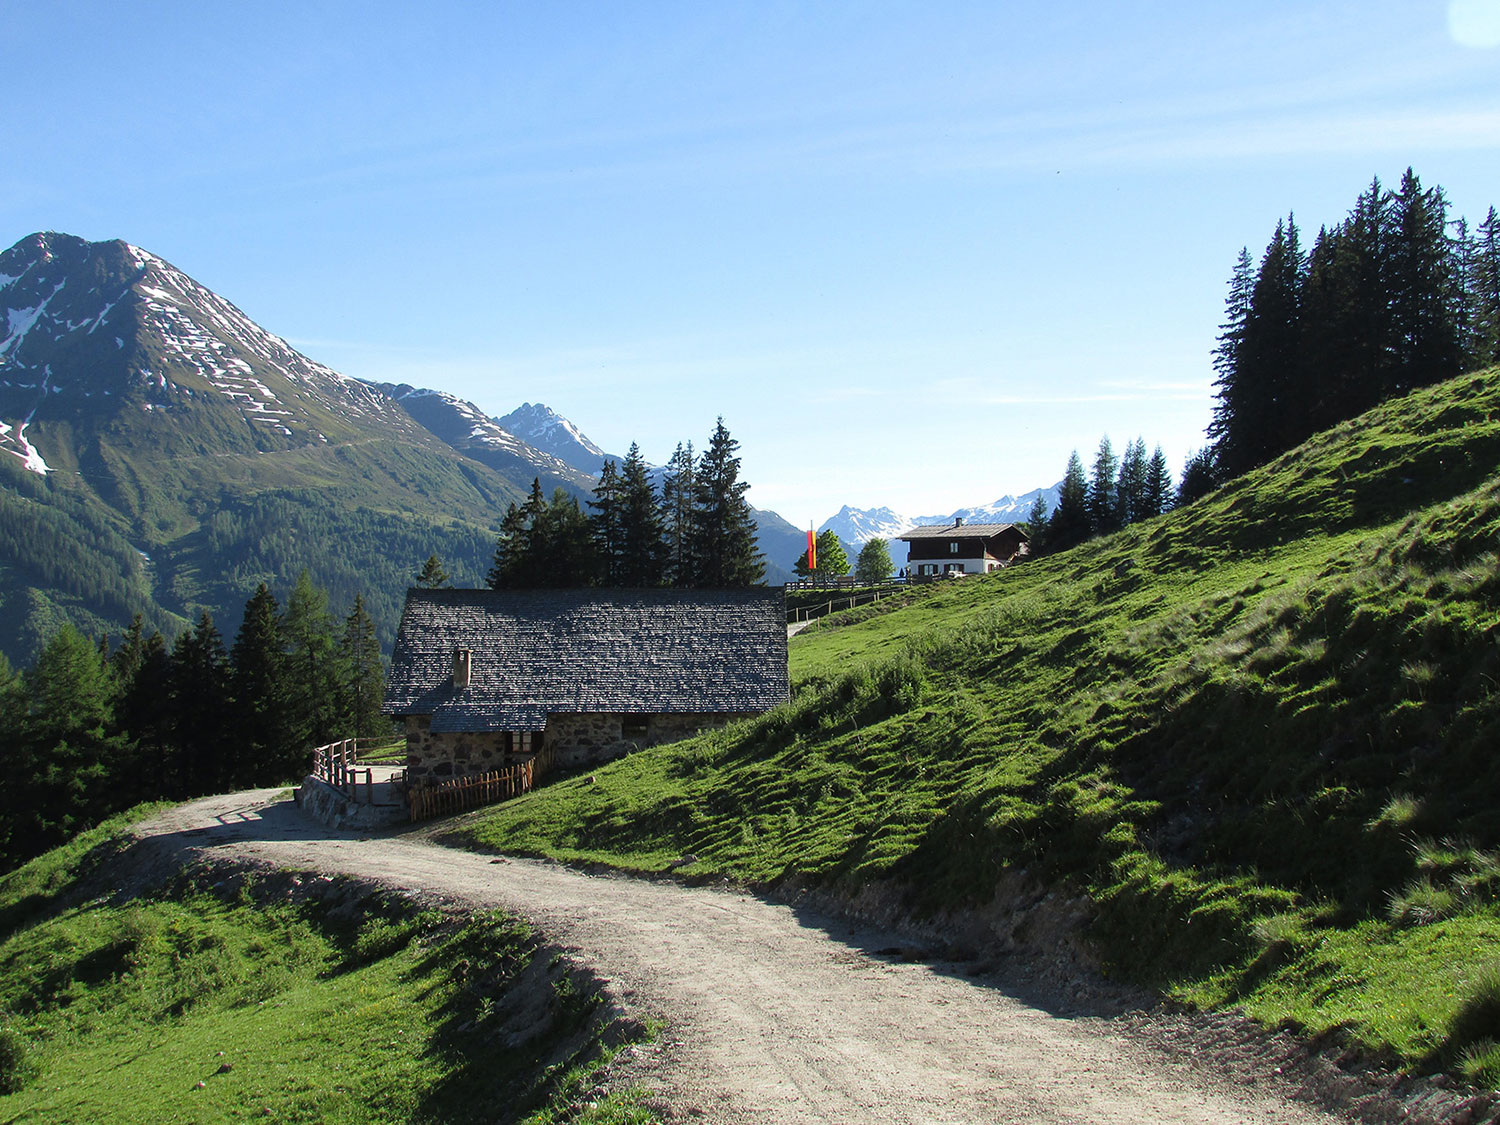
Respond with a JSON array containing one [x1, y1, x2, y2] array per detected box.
[[383, 587, 790, 732], [897, 522, 1026, 540]]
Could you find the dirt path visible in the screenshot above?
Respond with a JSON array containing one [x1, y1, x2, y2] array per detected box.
[[136, 790, 1364, 1124]]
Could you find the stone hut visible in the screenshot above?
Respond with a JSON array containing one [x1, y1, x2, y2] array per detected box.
[[383, 587, 790, 784]]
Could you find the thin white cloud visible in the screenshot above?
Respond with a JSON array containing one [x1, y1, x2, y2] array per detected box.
[[1450, 0, 1500, 47]]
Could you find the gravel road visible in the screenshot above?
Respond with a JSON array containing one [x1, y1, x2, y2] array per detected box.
[[134, 789, 1369, 1124]]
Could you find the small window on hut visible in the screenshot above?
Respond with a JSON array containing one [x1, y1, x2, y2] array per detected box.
[[622, 717, 648, 741]]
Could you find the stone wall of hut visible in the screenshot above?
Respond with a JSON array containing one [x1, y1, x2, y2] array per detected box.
[[403, 716, 511, 783], [404, 712, 760, 779]]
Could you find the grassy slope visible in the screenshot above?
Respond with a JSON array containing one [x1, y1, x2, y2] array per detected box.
[[455, 367, 1500, 1081], [0, 809, 654, 1124]]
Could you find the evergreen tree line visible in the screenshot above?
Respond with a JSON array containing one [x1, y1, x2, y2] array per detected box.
[[487, 418, 766, 589], [1029, 436, 1178, 555], [0, 572, 387, 873], [1208, 168, 1500, 480]]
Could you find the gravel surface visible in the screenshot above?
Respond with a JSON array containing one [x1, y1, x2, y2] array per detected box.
[[129, 789, 1492, 1124]]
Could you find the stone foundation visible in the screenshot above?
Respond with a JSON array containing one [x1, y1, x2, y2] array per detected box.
[[546, 712, 756, 771], [295, 775, 408, 831], [403, 712, 759, 778]]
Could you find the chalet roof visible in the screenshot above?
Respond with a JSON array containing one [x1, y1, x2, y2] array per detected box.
[[383, 587, 790, 732], [897, 522, 1027, 541]]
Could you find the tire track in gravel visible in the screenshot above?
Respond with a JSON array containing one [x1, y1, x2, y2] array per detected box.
[[137, 790, 1348, 1125]]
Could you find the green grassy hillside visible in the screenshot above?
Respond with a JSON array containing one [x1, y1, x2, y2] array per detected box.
[[0, 810, 653, 1124], [455, 367, 1500, 1083]]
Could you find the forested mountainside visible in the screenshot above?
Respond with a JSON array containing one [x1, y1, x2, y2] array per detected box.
[[0, 234, 661, 661]]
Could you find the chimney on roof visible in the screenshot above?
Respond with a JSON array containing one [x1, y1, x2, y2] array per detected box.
[[452, 648, 472, 689], [954, 516, 964, 527]]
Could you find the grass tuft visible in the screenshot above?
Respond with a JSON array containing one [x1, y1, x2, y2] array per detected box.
[[1387, 881, 1459, 927], [1447, 963, 1500, 1061]]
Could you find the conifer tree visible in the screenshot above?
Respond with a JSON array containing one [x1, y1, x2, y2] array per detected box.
[[1472, 207, 1500, 368], [659, 442, 696, 587], [689, 419, 764, 586], [170, 612, 231, 797], [414, 554, 451, 589], [230, 584, 297, 787], [1218, 216, 1305, 476], [341, 594, 386, 743], [535, 488, 598, 586], [1177, 449, 1220, 506], [283, 570, 341, 751], [1143, 446, 1173, 519], [855, 537, 894, 585], [1085, 437, 1120, 535], [1023, 494, 1050, 556], [1207, 246, 1255, 457], [1453, 216, 1484, 371], [11, 625, 126, 855], [108, 614, 150, 696], [115, 625, 173, 796], [1386, 168, 1463, 394], [1047, 452, 1090, 552], [0, 654, 24, 863], [1116, 438, 1149, 526], [1320, 178, 1395, 421], [588, 460, 625, 586], [618, 443, 666, 586], [487, 487, 539, 589]]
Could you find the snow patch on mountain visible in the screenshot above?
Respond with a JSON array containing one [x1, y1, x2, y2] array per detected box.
[[7, 422, 49, 474], [0, 232, 411, 437], [497, 402, 609, 475]]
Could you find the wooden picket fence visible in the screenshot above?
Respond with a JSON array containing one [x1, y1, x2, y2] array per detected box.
[[407, 757, 536, 822]]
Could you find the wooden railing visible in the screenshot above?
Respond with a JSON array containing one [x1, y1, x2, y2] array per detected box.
[[407, 757, 536, 822], [311, 738, 375, 803], [787, 587, 901, 624]]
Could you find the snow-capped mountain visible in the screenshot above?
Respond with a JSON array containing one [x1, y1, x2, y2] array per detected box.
[[924, 483, 1062, 529], [496, 402, 610, 476], [818, 484, 1063, 564], [0, 231, 415, 472], [817, 505, 914, 548], [373, 384, 593, 493]]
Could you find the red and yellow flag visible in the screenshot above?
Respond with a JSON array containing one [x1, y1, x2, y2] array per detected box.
[[807, 527, 817, 570]]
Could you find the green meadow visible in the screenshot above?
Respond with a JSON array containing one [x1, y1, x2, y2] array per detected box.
[[456, 367, 1500, 1083], [0, 811, 653, 1124]]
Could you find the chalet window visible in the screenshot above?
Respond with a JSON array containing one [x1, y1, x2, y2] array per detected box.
[[622, 717, 648, 740], [949, 542, 959, 553]]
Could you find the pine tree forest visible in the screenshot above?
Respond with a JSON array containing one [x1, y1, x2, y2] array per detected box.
[[1208, 169, 1499, 479], [489, 418, 765, 590], [0, 572, 389, 872], [1032, 437, 1176, 557]]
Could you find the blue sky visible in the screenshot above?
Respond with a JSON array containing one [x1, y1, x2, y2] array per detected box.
[[5, 1, 1499, 525]]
